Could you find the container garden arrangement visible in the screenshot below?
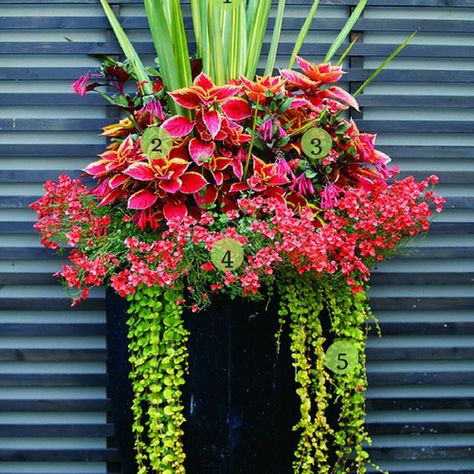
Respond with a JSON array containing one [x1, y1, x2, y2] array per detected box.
[[31, 0, 444, 473]]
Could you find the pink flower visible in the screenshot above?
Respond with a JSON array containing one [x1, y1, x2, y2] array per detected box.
[[139, 98, 166, 123], [321, 182, 341, 209], [258, 119, 274, 142], [290, 174, 315, 195], [72, 73, 99, 96]]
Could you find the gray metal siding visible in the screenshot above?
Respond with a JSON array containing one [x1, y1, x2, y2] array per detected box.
[[0, 2, 112, 473], [0, 1, 472, 473]]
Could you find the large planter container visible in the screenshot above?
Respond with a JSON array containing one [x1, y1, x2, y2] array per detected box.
[[107, 291, 334, 473]]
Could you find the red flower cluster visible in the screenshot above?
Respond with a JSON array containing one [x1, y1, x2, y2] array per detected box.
[[31, 172, 443, 307], [30, 175, 110, 250]]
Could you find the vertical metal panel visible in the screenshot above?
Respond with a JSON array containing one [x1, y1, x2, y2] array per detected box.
[[0, 3, 111, 473], [360, 4, 474, 473]]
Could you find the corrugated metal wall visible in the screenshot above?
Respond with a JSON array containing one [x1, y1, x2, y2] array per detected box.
[[0, 1, 472, 473], [361, 3, 474, 473], [0, 2, 113, 473]]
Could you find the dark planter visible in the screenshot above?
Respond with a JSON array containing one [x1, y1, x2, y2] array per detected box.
[[106, 291, 334, 473]]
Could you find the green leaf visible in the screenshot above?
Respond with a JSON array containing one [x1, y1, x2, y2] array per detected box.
[[324, 0, 367, 63], [279, 97, 293, 114], [99, 0, 152, 95], [336, 33, 361, 66], [163, 389, 174, 402], [245, 0, 272, 79], [168, 0, 193, 89], [207, 0, 226, 84], [288, 0, 321, 69], [264, 0, 285, 76], [191, 0, 203, 57], [227, 0, 247, 81], [144, 0, 190, 116], [354, 30, 418, 97]]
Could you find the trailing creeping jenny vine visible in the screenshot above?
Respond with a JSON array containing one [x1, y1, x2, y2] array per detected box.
[[126, 285, 188, 474]]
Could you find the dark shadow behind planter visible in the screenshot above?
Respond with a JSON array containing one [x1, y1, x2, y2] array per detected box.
[[106, 290, 335, 474], [106, 290, 137, 474]]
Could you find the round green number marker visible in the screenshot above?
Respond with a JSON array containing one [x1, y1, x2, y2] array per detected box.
[[221, 0, 237, 9], [211, 238, 244, 272], [325, 340, 358, 374], [141, 126, 173, 159], [301, 127, 332, 163]]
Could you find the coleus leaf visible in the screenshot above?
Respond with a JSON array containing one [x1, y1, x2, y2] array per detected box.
[[169, 87, 203, 109], [279, 69, 314, 89], [211, 84, 242, 102], [109, 173, 128, 189], [229, 182, 249, 193], [159, 178, 182, 194], [194, 185, 218, 207], [189, 138, 215, 164], [202, 109, 221, 138], [127, 188, 158, 209], [180, 172, 208, 194], [163, 201, 188, 221], [322, 86, 359, 110], [83, 160, 108, 177], [123, 162, 155, 181], [221, 98, 251, 120], [211, 171, 224, 186], [161, 115, 195, 137], [194, 72, 214, 90], [99, 188, 124, 206]]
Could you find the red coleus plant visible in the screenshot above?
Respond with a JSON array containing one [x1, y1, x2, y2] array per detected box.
[[32, 56, 444, 306], [75, 58, 397, 230]]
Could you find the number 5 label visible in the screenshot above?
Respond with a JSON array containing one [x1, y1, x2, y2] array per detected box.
[[325, 340, 358, 374], [210, 238, 244, 272]]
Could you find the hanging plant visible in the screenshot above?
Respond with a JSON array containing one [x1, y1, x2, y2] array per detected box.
[[31, 1, 444, 473]]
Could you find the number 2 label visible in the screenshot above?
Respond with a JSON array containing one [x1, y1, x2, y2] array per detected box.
[[151, 138, 162, 153], [141, 126, 172, 159]]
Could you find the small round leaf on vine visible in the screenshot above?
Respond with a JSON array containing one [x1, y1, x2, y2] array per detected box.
[[324, 340, 359, 374], [210, 238, 244, 272]]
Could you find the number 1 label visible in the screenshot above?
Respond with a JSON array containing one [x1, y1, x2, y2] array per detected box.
[[222, 0, 237, 8]]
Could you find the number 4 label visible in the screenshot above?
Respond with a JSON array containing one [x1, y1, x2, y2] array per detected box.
[[210, 238, 244, 272], [325, 340, 358, 374]]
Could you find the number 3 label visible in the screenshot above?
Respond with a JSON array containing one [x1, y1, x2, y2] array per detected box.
[[301, 127, 332, 163], [210, 238, 244, 272], [325, 340, 358, 374]]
